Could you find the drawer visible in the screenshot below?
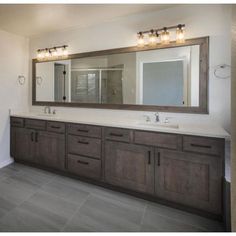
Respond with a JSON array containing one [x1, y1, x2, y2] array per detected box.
[[67, 154, 101, 180], [68, 135, 101, 159], [105, 127, 131, 143], [183, 136, 224, 156], [134, 130, 182, 150], [47, 121, 65, 134], [67, 123, 101, 138], [25, 119, 46, 130], [11, 117, 24, 127]]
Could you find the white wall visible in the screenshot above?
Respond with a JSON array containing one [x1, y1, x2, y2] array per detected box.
[[29, 5, 232, 132], [0, 29, 29, 167]]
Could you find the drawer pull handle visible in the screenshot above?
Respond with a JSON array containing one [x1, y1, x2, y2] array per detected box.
[[31, 132, 34, 142], [77, 129, 89, 133], [35, 132, 38, 142], [157, 152, 161, 166], [77, 160, 89, 165], [78, 141, 89, 145], [13, 121, 21, 125], [190, 143, 211, 149], [109, 133, 123, 137], [50, 126, 61, 129], [148, 151, 151, 164]]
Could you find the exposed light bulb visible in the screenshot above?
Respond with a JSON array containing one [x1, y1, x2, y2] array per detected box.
[[62, 46, 68, 56], [52, 48, 58, 57], [137, 33, 145, 47], [161, 28, 170, 45], [37, 50, 42, 60], [45, 49, 50, 58], [148, 30, 157, 46], [176, 25, 185, 43]]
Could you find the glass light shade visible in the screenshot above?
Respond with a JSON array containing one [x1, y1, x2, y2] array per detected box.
[[62, 47, 68, 56], [161, 30, 170, 44], [52, 49, 58, 57], [37, 50, 43, 59], [149, 33, 157, 46], [176, 27, 185, 43], [137, 34, 145, 47], [45, 50, 50, 57]]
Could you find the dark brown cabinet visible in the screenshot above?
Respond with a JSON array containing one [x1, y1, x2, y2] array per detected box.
[[36, 131, 65, 170], [154, 149, 223, 215], [10, 116, 226, 218], [11, 127, 36, 163], [105, 141, 154, 194]]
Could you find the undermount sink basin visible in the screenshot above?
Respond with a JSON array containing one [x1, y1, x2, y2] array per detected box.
[[137, 122, 179, 129], [36, 113, 56, 117]]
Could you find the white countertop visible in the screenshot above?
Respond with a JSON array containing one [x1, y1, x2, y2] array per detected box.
[[10, 112, 230, 140]]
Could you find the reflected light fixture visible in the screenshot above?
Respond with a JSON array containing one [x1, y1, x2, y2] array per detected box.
[[137, 32, 145, 47], [137, 24, 185, 47], [37, 45, 69, 60]]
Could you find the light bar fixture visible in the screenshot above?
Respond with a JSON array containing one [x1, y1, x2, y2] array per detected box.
[[137, 24, 185, 47], [37, 45, 68, 60]]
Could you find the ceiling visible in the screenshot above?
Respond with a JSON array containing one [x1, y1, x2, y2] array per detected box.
[[0, 4, 175, 37]]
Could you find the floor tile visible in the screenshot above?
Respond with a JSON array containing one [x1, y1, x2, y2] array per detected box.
[[145, 202, 224, 232], [64, 194, 144, 232], [41, 179, 90, 205]]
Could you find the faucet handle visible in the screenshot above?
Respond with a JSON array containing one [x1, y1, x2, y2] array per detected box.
[[143, 114, 151, 122]]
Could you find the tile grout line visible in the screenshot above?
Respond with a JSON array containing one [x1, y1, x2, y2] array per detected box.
[[60, 193, 91, 232], [139, 203, 148, 231]]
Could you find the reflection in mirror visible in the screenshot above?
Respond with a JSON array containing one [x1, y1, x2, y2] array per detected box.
[[35, 44, 200, 108]]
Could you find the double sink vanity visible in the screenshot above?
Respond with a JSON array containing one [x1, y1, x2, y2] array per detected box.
[[10, 112, 229, 220]]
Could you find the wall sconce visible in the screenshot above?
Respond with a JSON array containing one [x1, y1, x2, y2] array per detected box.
[[137, 24, 185, 46], [37, 45, 68, 60]]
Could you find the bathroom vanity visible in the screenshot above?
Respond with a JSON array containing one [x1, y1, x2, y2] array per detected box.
[[10, 114, 229, 220]]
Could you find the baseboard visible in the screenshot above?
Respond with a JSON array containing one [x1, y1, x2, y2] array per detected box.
[[0, 158, 14, 169]]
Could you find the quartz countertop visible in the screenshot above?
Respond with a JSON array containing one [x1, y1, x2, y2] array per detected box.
[[10, 112, 230, 140]]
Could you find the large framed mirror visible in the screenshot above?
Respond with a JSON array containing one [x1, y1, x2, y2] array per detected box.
[[32, 36, 209, 113]]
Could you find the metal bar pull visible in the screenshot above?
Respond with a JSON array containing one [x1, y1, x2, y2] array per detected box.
[[148, 151, 151, 165], [78, 129, 89, 133], [35, 132, 38, 143], [31, 132, 34, 142], [157, 152, 161, 166], [109, 133, 123, 137], [190, 143, 211, 149], [78, 140, 89, 145], [77, 160, 89, 165]]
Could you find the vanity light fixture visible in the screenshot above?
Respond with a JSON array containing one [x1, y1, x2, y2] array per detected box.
[[176, 24, 185, 43], [137, 24, 185, 46], [37, 45, 69, 60]]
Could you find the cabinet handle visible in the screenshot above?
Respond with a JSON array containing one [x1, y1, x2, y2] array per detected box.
[[77, 160, 89, 165], [109, 132, 123, 137], [31, 132, 34, 142], [78, 140, 89, 145], [50, 126, 61, 129], [77, 129, 89, 133], [35, 132, 38, 142], [13, 121, 21, 125], [148, 151, 151, 164], [190, 143, 211, 149], [157, 152, 161, 166]]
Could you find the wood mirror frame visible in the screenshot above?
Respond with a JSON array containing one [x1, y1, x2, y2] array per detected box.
[[32, 36, 209, 113]]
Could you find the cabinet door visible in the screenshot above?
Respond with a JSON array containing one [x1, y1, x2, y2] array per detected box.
[[13, 127, 36, 163], [155, 149, 223, 215], [105, 141, 154, 194], [35, 131, 65, 170]]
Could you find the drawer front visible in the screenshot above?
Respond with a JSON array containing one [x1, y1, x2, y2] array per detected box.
[[183, 136, 224, 156], [67, 123, 101, 138], [67, 154, 101, 180], [134, 131, 182, 150], [25, 119, 46, 130], [47, 121, 65, 134], [11, 117, 24, 127], [68, 135, 101, 159], [105, 127, 131, 143]]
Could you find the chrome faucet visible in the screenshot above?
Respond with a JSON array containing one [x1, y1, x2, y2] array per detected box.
[[44, 106, 51, 114], [154, 112, 160, 122]]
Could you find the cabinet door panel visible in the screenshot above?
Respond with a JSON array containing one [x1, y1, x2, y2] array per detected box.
[[13, 127, 35, 163], [105, 141, 154, 194], [155, 149, 223, 215], [36, 131, 65, 170]]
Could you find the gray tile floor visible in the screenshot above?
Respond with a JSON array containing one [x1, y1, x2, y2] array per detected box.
[[0, 163, 225, 232]]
